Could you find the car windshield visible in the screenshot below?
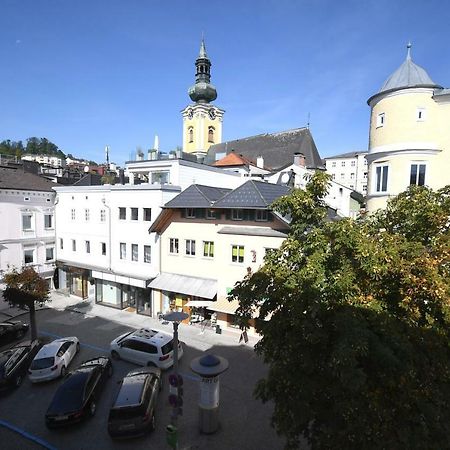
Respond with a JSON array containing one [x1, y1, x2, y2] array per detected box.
[[48, 373, 87, 413], [30, 357, 54, 370], [109, 405, 145, 420], [161, 340, 174, 355]]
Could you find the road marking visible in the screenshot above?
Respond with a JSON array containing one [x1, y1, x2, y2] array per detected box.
[[0, 419, 58, 450]]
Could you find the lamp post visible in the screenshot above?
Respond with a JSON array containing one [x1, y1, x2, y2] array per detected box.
[[163, 311, 188, 449]]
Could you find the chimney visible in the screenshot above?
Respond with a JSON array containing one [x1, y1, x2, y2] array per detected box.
[[256, 155, 264, 168], [294, 153, 306, 167], [119, 169, 125, 185]]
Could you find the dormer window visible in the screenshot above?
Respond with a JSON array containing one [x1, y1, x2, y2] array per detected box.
[[188, 126, 194, 143], [376, 113, 385, 128]]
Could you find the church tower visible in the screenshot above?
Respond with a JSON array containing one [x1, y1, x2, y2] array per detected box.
[[181, 39, 224, 159]]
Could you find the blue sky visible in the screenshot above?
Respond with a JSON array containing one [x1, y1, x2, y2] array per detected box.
[[1, 0, 449, 165]]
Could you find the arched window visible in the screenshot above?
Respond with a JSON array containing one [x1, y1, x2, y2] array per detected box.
[[188, 126, 194, 143], [208, 126, 215, 143]]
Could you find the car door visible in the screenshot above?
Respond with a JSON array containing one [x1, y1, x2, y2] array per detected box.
[[134, 341, 158, 366], [57, 342, 71, 367], [85, 368, 101, 406], [119, 339, 141, 364], [65, 341, 77, 365]]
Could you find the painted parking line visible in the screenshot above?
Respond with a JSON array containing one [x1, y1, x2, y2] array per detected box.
[[0, 419, 58, 450], [40, 330, 200, 381]]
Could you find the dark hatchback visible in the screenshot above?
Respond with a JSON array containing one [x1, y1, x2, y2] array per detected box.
[[108, 367, 161, 439], [45, 356, 113, 428], [0, 320, 29, 346], [0, 340, 41, 391]]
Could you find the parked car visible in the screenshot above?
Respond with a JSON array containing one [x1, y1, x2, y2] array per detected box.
[[45, 356, 113, 428], [29, 337, 80, 383], [107, 367, 161, 438], [0, 340, 41, 390], [0, 320, 29, 346], [110, 328, 183, 369]]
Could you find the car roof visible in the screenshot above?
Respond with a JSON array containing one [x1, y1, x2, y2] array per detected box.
[[78, 356, 108, 369], [128, 328, 172, 346], [35, 337, 75, 358], [113, 372, 154, 408]]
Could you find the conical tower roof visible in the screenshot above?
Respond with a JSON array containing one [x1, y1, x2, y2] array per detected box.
[[368, 43, 442, 104]]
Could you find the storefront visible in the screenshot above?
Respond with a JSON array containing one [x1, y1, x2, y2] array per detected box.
[[56, 264, 90, 299]]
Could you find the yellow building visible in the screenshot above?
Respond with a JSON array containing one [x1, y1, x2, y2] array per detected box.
[[181, 40, 224, 160], [366, 44, 450, 212]]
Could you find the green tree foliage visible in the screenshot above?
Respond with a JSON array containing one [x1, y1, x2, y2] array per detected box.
[[0, 139, 24, 158], [230, 172, 450, 449], [3, 267, 50, 341], [0, 137, 65, 158]]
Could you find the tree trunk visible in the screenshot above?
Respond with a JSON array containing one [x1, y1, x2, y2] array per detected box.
[[29, 302, 37, 341]]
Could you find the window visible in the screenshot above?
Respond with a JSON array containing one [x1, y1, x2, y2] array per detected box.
[[132, 244, 138, 261], [188, 126, 194, 143], [350, 184, 354, 189], [72, 240, 76, 251], [100, 209, 106, 222], [185, 208, 195, 218], [169, 238, 179, 254], [85, 209, 90, 221], [363, 185, 368, 193], [206, 209, 216, 219], [203, 241, 214, 258], [256, 210, 268, 222], [186, 239, 196, 256], [375, 165, 389, 192], [120, 243, 126, 259], [24, 249, 34, 264], [22, 214, 33, 231], [410, 163, 426, 186], [340, 173, 345, 180], [143, 208, 151, 221], [101, 242, 106, 255], [60, 238, 63, 250], [151, 171, 170, 184], [341, 161, 346, 167], [119, 207, 126, 220], [85, 240, 90, 253], [71, 209, 76, 220], [417, 108, 426, 121], [46, 247, 54, 262], [232, 245, 244, 263], [332, 174, 336, 180], [350, 173, 355, 180], [351, 160, 356, 167], [331, 161, 336, 168], [44, 214, 53, 229], [144, 245, 151, 263], [208, 126, 215, 143], [131, 208, 138, 220], [376, 112, 385, 127], [363, 172, 368, 179], [231, 209, 243, 221]]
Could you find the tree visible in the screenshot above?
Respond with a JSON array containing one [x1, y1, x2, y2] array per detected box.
[[230, 172, 450, 449], [3, 267, 50, 341]]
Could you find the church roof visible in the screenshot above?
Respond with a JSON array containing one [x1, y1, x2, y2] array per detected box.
[[205, 127, 324, 171], [368, 44, 442, 104]]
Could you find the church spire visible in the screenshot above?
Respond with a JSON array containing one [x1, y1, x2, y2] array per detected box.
[[188, 38, 217, 103]]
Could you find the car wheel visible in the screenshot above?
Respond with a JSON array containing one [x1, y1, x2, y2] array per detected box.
[[147, 361, 157, 368], [107, 364, 113, 378], [76, 342, 80, 353], [149, 413, 156, 431], [111, 350, 120, 360], [15, 374, 23, 387], [60, 366, 66, 378], [89, 400, 96, 417]]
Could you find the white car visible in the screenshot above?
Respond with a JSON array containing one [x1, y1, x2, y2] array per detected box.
[[110, 328, 183, 370], [28, 337, 80, 383]]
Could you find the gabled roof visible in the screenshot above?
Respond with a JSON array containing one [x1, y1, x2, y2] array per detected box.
[[212, 152, 255, 167], [0, 166, 56, 192], [324, 150, 368, 160], [205, 127, 324, 170], [213, 180, 290, 209], [164, 184, 231, 208]]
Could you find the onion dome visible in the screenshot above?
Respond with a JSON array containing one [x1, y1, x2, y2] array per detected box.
[[188, 39, 217, 104], [368, 43, 442, 104]]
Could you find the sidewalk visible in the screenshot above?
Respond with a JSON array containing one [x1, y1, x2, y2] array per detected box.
[[47, 291, 259, 351]]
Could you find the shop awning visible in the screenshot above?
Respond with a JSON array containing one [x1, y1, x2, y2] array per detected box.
[[148, 273, 217, 299], [185, 300, 214, 308], [207, 297, 240, 315]]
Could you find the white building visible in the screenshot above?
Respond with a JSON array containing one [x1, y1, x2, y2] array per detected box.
[[324, 151, 368, 195], [0, 166, 56, 287], [22, 154, 66, 168]]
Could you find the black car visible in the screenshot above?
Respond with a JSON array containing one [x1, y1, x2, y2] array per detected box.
[[0, 320, 29, 346], [0, 340, 41, 391], [45, 356, 113, 428], [108, 367, 161, 439]]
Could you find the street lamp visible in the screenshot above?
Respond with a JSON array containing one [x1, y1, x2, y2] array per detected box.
[[163, 310, 188, 449]]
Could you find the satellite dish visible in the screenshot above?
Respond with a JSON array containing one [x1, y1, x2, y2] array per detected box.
[[84, 165, 90, 173], [281, 173, 290, 183]]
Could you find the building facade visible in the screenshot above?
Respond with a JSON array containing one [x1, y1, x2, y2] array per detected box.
[[0, 166, 56, 288], [324, 151, 368, 194], [366, 44, 450, 212]]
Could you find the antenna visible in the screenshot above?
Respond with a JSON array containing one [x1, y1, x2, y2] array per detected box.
[[307, 112, 311, 129]]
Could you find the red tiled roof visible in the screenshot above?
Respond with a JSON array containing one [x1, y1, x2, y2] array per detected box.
[[213, 152, 254, 167]]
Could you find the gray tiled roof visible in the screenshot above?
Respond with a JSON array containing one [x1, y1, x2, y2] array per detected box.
[[324, 150, 367, 160], [0, 166, 57, 192], [213, 180, 290, 209], [164, 184, 231, 208], [205, 127, 324, 170], [74, 173, 103, 186]]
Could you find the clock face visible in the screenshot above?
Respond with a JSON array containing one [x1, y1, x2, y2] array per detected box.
[[187, 108, 193, 120], [208, 109, 216, 120]]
